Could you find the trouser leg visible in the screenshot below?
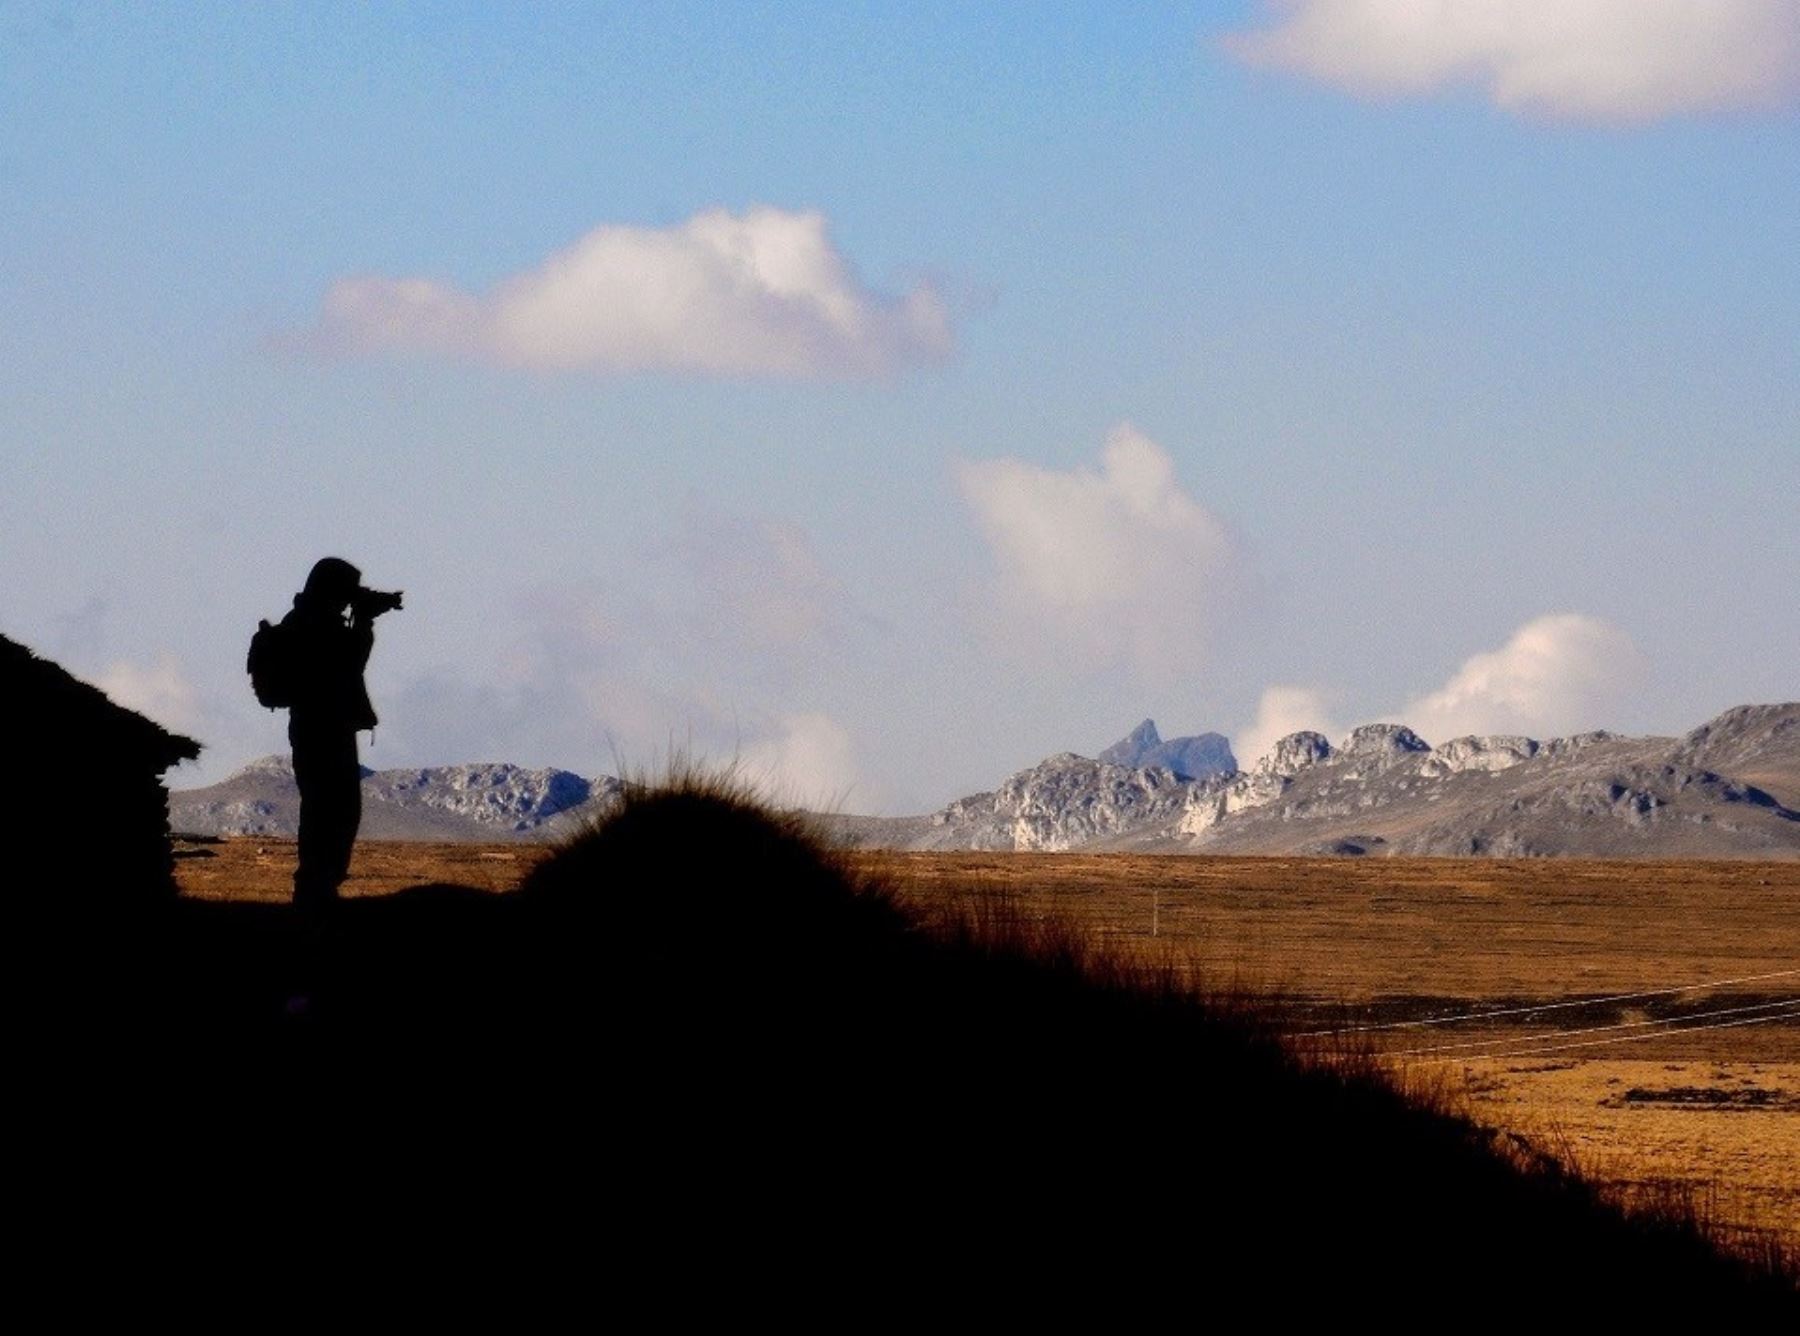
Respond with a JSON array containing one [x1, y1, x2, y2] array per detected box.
[[291, 723, 361, 911], [331, 775, 361, 887]]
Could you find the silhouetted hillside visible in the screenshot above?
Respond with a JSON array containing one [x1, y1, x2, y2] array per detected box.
[[39, 777, 1798, 1316]]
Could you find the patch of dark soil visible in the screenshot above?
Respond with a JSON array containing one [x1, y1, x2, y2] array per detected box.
[[1606, 1086, 1796, 1110], [1293, 994, 1632, 1035]]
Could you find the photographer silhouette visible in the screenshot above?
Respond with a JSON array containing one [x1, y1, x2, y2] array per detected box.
[[281, 557, 402, 911]]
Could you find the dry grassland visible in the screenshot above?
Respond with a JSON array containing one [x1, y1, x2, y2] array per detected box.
[[174, 838, 530, 901], [860, 851, 1800, 1254], [176, 839, 1799, 1249]]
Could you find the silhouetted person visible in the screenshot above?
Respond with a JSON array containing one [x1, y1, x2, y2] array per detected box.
[[283, 557, 401, 912]]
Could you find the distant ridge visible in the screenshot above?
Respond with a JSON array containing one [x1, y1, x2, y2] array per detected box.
[[172, 757, 619, 842], [172, 703, 1800, 857], [828, 704, 1800, 859]]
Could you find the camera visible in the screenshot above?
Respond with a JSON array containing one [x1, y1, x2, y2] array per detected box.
[[351, 587, 404, 621]]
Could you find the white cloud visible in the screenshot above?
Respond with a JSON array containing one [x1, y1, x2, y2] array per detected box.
[[739, 712, 880, 811], [956, 424, 1243, 678], [1234, 685, 1341, 770], [310, 206, 952, 377], [1400, 613, 1647, 742], [98, 653, 205, 738], [1224, 0, 1800, 123], [1231, 613, 1645, 765]]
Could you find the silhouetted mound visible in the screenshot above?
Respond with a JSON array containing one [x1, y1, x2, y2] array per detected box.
[[519, 778, 910, 979], [42, 780, 1797, 1315], [2, 633, 199, 905]]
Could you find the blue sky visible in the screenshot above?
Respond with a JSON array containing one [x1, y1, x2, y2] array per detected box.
[[3, 1, 1797, 811]]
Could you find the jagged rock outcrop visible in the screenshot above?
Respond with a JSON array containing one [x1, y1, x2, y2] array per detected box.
[[920, 754, 1194, 852], [1097, 720, 1236, 780], [365, 764, 597, 832], [1424, 735, 1538, 776], [1097, 721, 1161, 769], [173, 757, 614, 841], [1175, 730, 1317, 839], [1335, 724, 1430, 773], [1253, 730, 1333, 777], [903, 704, 1800, 859]]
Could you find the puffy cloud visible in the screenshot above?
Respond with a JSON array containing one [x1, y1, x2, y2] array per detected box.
[[956, 424, 1243, 678], [1234, 685, 1341, 770], [99, 653, 205, 739], [1233, 614, 1645, 764], [310, 206, 952, 377], [1224, 0, 1800, 123], [739, 712, 880, 811], [1400, 613, 1647, 742]]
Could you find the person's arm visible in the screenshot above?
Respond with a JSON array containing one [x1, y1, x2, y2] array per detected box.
[[346, 620, 375, 670]]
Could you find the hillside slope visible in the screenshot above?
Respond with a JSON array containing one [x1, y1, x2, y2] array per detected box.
[[1677, 703, 1800, 808], [57, 783, 1795, 1317]]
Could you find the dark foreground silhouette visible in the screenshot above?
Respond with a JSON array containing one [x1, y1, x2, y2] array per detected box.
[[35, 781, 1799, 1316], [3, 632, 198, 901]]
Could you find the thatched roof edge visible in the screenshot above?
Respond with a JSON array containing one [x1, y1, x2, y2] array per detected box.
[[2, 632, 203, 772]]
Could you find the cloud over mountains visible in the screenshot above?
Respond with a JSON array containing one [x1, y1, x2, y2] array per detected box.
[[956, 425, 1244, 679], [1400, 612, 1647, 743], [1225, 0, 1800, 123], [1232, 614, 1648, 770], [309, 206, 953, 378]]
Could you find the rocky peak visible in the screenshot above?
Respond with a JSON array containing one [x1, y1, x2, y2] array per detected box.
[[1153, 733, 1237, 780], [1676, 702, 1800, 807], [1254, 731, 1333, 778], [1684, 703, 1800, 749], [1341, 724, 1431, 758], [1098, 720, 1161, 767], [366, 763, 594, 832], [1680, 703, 1800, 768], [1098, 719, 1236, 780], [930, 752, 1196, 852], [1427, 735, 1539, 776], [1537, 731, 1618, 760]]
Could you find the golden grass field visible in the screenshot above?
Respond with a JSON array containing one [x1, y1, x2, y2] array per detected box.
[[860, 851, 1800, 1255], [176, 838, 1799, 1251]]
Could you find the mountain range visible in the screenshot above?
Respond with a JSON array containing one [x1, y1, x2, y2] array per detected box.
[[170, 703, 1800, 859], [171, 754, 618, 842]]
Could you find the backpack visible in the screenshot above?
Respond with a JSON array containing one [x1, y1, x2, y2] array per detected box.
[[246, 617, 296, 709]]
